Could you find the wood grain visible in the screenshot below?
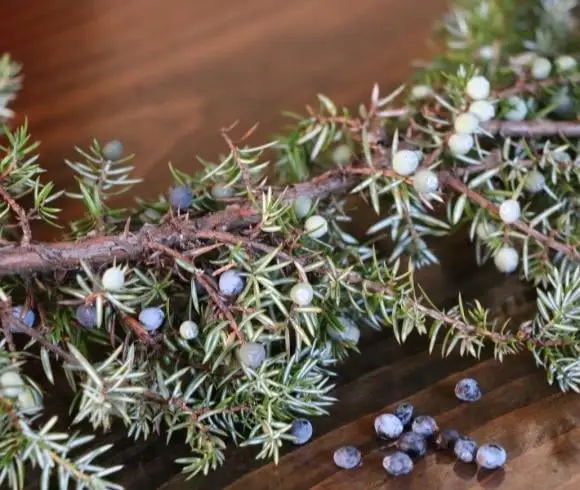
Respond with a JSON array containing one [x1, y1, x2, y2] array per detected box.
[[4, 1, 579, 490]]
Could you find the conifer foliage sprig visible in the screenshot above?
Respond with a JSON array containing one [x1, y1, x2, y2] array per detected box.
[[0, 1, 580, 488]]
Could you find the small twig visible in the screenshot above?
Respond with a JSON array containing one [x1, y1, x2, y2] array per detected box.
[[0, 183, 32, 246], [483, 120, 580, 138], [496, 73, 580, 98]]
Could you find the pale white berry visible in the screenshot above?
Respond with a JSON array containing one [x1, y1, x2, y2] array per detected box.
[[454, 113, 480, 134], [294, 196, 312, 218], [179, 320, 199, 340], [211, 184, 234, 199], [555, 55, 577, 73], [392, 150, 420, 176], [552, 150, 572, 164], [219, 270, 245, 296], [469, 100, 495, 122], [448, 133, 474, 156], [331, 144, 352, 166], [290, 283, 314, 306], [329, 317, 360, 345], [238, 342, 266, 369], [499, 199, 521, 224], [504, 96, 528, 121], [465, 76, 490, 100], [524, 171, 545, 193], [17, 389, 41, 412], [305, 215, 329, 239], [476, 221, 496, 240], [494, 247, 519, 274], [412, 169, 439, 194], [531, 57, 552, 80], [101, 267, 125, 291], [0, 371, 25, 398], [410, 84, 432, 100], [478, 45, 495, 61]]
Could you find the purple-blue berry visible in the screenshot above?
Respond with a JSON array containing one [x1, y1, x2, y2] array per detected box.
[[169, 185, 193, 210], [394, 402, 414, 426], [138, 307, 165, 331], [333, 446, 361, 469], [102, 140, 124, 160], [396, 431, 427, 457], [454, 436, 478, 463], [476, 443, 507, 470], [290, 418, 313, 445], [75, 305, 97, 328], [455, 378, 482, 402], [412, 415, 439, 438], [218, 269, 245, 297], [383, 451, 413, 476], [436, 428, 461, 450], [12, 306, 35, 329], [374, 413, 404, 439]]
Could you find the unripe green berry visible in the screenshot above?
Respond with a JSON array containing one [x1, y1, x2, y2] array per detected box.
[[524, 170, 545, 193], [555, 55, 577, 73], [531, 57, 552, 80], [101, 267, 125, 291], [0, 371, 25, 398], [392, 150, 420, 176], [179, 320, 199, 340], [331, 144, 352, 166], [290, 282, 314, 306], [499, 199, 521, 224], [494, 246, 519, 274], [238, 342, 266, 369], [465, 76, 490, 100], [504, 96, 528, 121], [454, 112, 480, 134], [305, 215, 328, 239], [211, 184, 234, 199], [469, 100, 495, 122], [294, 195, 312, 218], [412, 169, 439, 194], [448, 133, 474, 155]]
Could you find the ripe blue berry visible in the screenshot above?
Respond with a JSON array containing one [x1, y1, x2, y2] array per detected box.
[[11, 306, 35, 328], [219, 269, 245, 297], [169, 185, 193, 210], [75, 305, 97, 328], [476, 443, 507, 469], [333, 446, 361, 469], [394, 402, 414, 426], [436, 428, 461, 450], [412, 415, 439, 438], [290, 418, 313, 445], [102, 140, 124, 160], [238, 342, 266, 369], [397, 431, 427, 457], [138, 307, 165, 331], [374, 413, 404, 439], [455, 378, 482, 402], [383, 451, 413, 476], [454, 436, 478, 463]]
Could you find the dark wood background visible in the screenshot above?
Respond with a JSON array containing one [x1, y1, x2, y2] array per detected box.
[[3, 1, 580, 489]]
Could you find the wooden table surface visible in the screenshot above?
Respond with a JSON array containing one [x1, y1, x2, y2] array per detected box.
[[3, 1, 580, 489]]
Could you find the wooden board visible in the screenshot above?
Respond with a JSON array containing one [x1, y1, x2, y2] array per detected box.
[[4, 1, 580, 489]]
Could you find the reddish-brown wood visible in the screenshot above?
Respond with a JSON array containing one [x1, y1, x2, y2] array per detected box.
[[5, 1, 579, 490]]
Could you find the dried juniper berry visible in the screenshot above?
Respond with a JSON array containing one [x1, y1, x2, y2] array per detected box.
[[290, 418, 313, 445], [394, 401, 414, 426], [454, 378, 482, 402], [333, 446, 361, 469], [412, 415, 439, 438], [476, 443, 507, 470], [374, 413, 404, 439], [383, 451, 413, 476], [436, 428, 461, 450], [454, 436, 478, 463], [396, 431, 427, 458]]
